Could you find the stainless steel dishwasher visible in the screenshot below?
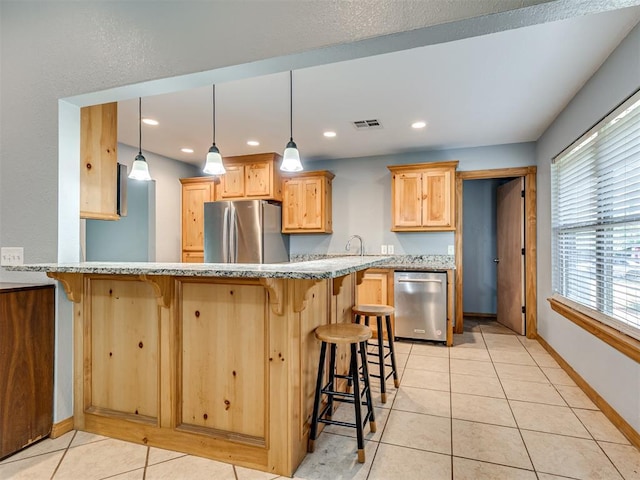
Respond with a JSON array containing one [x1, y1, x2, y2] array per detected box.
[[394, 271, 447, 342]]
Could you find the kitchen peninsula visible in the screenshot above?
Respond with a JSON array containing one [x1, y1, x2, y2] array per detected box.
[[10, 256, 389, 477]]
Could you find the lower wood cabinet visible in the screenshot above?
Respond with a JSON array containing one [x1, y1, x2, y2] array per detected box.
[[355, 269, 394, 339], [0, 283, 54, 459]]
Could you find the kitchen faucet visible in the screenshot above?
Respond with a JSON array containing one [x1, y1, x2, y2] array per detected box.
[[345, 235, 365, 256]]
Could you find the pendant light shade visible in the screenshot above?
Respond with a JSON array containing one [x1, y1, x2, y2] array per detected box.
[[203, 84, 226, 175], [129, 97, 152, 181], [281, 71, 303, 172]]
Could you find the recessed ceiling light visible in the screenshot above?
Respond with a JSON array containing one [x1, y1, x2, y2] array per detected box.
[[247, 140, 260, 146], [181, 148, 194, 153], [411, 121, 427, 129], [323, 131, 337, 138], [142, 118, 159, 126]]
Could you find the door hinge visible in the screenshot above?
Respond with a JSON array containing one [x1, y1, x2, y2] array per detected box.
[[522, 306, 526, 314], [521, 190, 525, 198], [521, 248, 525, 255]]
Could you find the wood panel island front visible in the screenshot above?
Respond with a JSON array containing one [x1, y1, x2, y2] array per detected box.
[[14, 257, 389, 477]]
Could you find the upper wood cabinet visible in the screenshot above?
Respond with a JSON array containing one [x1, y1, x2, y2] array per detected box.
[[388, 161, 458, 232], [218, 153, 282, 201], [282, 170, 334, 234], [80, 102, 118, 220], [180, 177, 217, 262]]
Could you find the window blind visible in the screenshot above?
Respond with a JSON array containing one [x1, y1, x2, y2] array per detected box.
[[551, 89, 640, 341]]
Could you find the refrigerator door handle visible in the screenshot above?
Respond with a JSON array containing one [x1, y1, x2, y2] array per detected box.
[[230, 206, 238, 263], [222, 206, 230, 263]]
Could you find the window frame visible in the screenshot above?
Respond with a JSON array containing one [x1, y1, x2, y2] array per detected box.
[[550, 88, 640, 358]]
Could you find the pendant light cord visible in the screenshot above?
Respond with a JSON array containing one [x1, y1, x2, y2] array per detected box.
[[138, 97, 142, 155], [289, 70, 293, 141], [212, 84, 216, 145]]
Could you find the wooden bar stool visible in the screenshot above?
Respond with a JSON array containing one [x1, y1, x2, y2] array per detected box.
[[308, 323, 376, 463], [352, 304, 400, 403]]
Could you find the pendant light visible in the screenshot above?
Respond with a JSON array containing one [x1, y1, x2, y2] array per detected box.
[[128, 97, 152, 181], [281, 70, 303, 172], [203, 84, 226, 175]]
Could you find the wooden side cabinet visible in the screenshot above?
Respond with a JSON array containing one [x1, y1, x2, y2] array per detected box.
[[180, 177, 217, 262], [355, 269, 394, 339], [218, 153, 283, 201], [0, 283, 55, 459], [282, 170, 334, 233], [80, 102, 119, 220], [388, 161, 458, 232]]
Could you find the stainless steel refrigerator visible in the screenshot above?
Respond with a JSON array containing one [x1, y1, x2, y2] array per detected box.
[[203, 200, 290, 263]]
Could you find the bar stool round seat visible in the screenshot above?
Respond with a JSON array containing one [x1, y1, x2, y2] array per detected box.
[[352, 304, 395, 316], [315, 323, 372, 344], [309, 323, 376, 464], [352, 304, 400, 403]]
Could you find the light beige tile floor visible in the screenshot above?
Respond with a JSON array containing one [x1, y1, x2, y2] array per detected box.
[[2, 319, 639, 480]]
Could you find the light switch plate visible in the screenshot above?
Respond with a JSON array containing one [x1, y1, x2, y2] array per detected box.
[[388, 244, 395, 254], [1, 247, 24, 266], [447, 245, 455, 255], [381, 245, 388, 254]]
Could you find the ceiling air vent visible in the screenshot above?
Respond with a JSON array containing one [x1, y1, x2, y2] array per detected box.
[[352, 119, 383, 130]]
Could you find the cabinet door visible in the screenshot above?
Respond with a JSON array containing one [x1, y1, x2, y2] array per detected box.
[[300, 177, 323, 230], [393, 172, 423, 228], [182, 182, 214, 252], [80, 102, 118, 220], [0, 286, 54, 458], [422, 169, 452, 227], [282, 179, 303, 231], [182, 251, 205, 263], [355, 271, 389, 338], [219, 165, 245, 198], [245, 161, 271, 197]]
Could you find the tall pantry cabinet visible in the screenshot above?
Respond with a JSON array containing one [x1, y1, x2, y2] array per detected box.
[[0, 284, 55, 459]]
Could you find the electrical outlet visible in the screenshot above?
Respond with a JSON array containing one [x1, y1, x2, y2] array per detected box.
[[388, 244, 395, 254], [447, 245, 455, 255], [1, 247, 24, 266], [381, 245, 388, 254]]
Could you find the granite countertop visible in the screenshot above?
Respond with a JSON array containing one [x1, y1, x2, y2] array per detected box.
[[4, 256, 393, 280], [291, 254, 455, 271]]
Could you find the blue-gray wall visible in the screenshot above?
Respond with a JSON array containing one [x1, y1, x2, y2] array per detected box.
[[537, 22, 640, 433], [291, 143, 535, 256], [86, 178, 156, 262], [462, 179, 500, 314]]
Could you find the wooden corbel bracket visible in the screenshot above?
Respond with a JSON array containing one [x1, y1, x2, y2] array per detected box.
[[293, 279, 322, 313], [139, 275, 174, 308], [259, 278, 285, 315], [332, 275, 348, 296], [47, 272, 83, 303]]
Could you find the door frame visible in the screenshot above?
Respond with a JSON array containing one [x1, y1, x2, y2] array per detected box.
[[454, 167, 537, 338]]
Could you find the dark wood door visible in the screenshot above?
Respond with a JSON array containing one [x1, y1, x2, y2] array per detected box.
[[496, 178, 525, 335], [0, 284, 55, 459]]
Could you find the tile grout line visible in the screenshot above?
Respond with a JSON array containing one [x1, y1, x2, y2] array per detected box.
[[362, 338, 410, 480], [448, 340, 454, 480], [480, 327, 539, 477], [49, 430, 77, 480], [142, 445, 150, 480]]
